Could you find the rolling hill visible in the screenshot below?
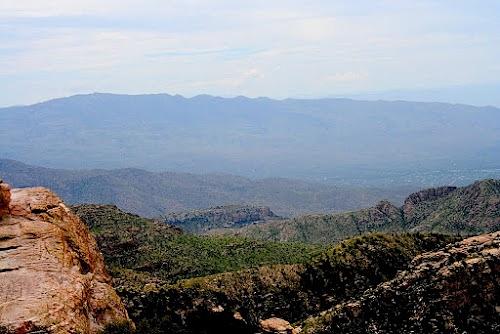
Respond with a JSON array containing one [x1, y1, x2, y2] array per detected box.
[[71, 204, 323, 285], [69, 199, 458, 333], [0, 159, 411, 217], [163, 205, 282, 234], [212, 179, 500, 243], [67, 183, 498, 333]]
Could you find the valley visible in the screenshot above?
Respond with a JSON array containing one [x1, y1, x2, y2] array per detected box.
[[68, 179, 499, 333], [206, 180, 500, 243], [2, 2, 499, 333], [1, 175, 499, 333]]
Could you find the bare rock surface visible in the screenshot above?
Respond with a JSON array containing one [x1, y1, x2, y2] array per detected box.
[[260, 317, 295, 333], [0, 184, 131, 333], [164, 204, 281, 234], [303, 232, 500, 333]]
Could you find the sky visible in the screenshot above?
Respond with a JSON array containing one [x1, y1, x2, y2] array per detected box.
[[1, 0, 500, 107]]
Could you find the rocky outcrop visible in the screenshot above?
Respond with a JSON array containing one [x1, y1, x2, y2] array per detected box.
[[260, 317, 298, 333], [0, 184, 131, 333], [402, 186, 457, 216], [224, 180, 499, 243], [354, 200, 403, 232], [115, 234, 456, 334], [404, 180, 500, 233], [164, 205, 281, 234], [303, 232, 500, 333]]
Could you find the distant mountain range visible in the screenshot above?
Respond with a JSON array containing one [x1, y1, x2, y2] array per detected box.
[[1, 93, 499, 184], [212, 179, 500, 243], [0, 159, 412, 218]]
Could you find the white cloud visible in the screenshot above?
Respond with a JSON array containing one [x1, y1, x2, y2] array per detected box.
[[326, 72, 368, 83], [1, 1, 499, 106], [291, 17, 338, 41], [0, 0, 114, 17]]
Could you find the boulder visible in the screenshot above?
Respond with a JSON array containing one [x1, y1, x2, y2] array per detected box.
[[0, 186, 131, 333], [260, 317, 294, 333]]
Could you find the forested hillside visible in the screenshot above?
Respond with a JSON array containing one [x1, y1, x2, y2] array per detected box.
[[213, 180, 500, 243]]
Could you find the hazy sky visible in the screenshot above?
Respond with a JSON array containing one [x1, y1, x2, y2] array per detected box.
[[2, 0, 500, 107]]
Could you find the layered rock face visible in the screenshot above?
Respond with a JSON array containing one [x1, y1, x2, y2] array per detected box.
[[304, 232, 500, 333], [0, 184, 131, 333]]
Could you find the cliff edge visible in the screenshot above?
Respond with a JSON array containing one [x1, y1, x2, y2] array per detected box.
[[0, 181, 131, 333]]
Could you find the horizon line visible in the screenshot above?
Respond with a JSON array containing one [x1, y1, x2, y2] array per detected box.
[[3, 91, 499, 110]]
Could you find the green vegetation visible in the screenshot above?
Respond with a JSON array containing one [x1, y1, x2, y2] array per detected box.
[[0, 325, 51, 334], [70, 180, 499, 333], [73, 204, 323, 286], [100, 321, 135, 334], [109, 233, 458, 334], [407, 179, 500, 233], [218, 180, 499, 243], [218, 200, 404, 243], [302, 233, 500, 334], [163, 205, 280, 234], [301, 233, 457, 308], [122, 264, 305, 334]]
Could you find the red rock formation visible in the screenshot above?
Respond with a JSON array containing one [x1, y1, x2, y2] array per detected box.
[[0, 184, 131, 333]]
